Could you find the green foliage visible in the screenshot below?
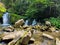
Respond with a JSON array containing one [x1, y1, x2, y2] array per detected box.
[[49, 17, 60, 28], [1, 0, 58, 24], [0, 2, 6, 12], [10, 13, 26, 24], [0, 13, 3, 18], [0, 2, 6, 21], [25, 0, 55, 20], [2, 0, 30, 15]]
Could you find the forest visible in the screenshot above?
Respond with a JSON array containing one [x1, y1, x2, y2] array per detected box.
[[0, 0, 60, 45], [0, 0, 60, 28]]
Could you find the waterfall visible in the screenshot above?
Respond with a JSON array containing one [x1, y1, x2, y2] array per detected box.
[[32, 19, 37, 26], [2, 12, 10, 26], [24, 20, 28, 26]]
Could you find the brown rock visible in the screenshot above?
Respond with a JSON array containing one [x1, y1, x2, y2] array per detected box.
[[40, 26, 48, 31], [23, 25, 29, 29], [14, 19, 24, 27], [43, 33, 54, 39], [56, 38, 60, 45], [2, 30, 25, 40], [8, 31, 32, 45], [49, 26, 56, 32], [29, 38, 35, 44], [45, 21, 51, 26], [2, 26, 14, 32]]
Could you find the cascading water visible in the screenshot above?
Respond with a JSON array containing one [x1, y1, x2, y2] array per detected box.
[[2, 12, 10, 26], [32, 19, 37, 26], [24, 20, 28, 26]]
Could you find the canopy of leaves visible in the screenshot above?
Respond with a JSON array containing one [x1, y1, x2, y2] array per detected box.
[[0, 2, 6, 12], [25, 0, 56, 21]]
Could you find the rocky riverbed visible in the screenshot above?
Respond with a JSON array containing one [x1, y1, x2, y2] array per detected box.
[[0, 19, 60, 45]]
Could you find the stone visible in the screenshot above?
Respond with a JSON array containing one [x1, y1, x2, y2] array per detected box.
[[43, 33, 54, 39], [28, 38, 35, 44], [35, 25, 41, 30], [14, 19, 24, 27], [40, 26, 48, 31], [55, 30, 59, 33], [56, 38, 60, 45], [2, 30, 25, 40], [2, 26, 14, 32], [23, 25, 29, 29], [8, 31, 32, 45], [45, 21, 51, 26], [30, 38, 35, 42], [49, 26, 56, 32], [21, 31, 32, 45], [8, 26, 14, 30]]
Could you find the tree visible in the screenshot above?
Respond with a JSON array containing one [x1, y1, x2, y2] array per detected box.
[[0, 2, 6, 12], [25, 0, 57, 21]]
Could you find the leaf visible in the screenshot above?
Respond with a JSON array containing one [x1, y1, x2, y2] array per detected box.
[[0, 2, 6, 12]]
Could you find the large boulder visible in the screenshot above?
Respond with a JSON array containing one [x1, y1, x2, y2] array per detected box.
[[8, 31, 32, 45], [14, 19, 24, 27], [2, 30, 25, 40]]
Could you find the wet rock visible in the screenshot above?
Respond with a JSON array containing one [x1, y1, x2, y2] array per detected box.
[[14, 19, 24, 27]]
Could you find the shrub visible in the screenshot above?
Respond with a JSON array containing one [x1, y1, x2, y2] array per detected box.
[[25, 0, 55, 20], [10, 13, 26, 24], [48, 17, 60, 29], [0, 2, 6, 12]]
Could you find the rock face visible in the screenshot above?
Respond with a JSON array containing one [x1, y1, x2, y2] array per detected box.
[[14, 19, 24, 27]]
